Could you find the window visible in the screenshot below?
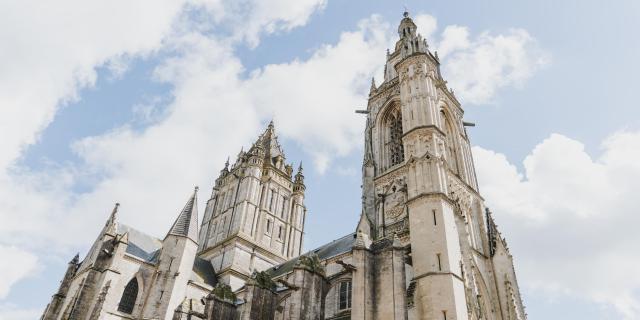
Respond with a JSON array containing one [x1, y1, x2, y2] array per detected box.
[[441, 111, 460, 175], [118, 278, 138, 314], [280, 195, 287, 217], [389, 110, 404, 166], [219, 217, 226, 235], [266, 219, 272, 235], [269, 190, 276, 212], [437, 253, 442, 271], [278, 225, 283, 240], [338, 280, 352, 310]]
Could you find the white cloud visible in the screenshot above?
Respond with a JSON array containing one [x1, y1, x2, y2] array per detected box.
[[0, 304, 40, 320], [437, 25, 470, 58], [440, 28, 550, 104], [412, 14, 438, 39], [474, 131, 640, 319], [413, 13, 550, 105], [0, 306, 39, 320], [0, 0, 192, 171], [0, 245, 37, 299], [228, 0, 328, 47], [244, 16, 390, 171]]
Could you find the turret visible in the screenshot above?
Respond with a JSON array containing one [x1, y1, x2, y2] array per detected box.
[[142, 187, 199, 320], [398, 11, 417, 38], [293, 163, 305, 193]]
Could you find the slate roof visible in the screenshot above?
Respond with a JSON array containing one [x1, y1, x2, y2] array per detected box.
[[117, 223, 217, 287], [192, 257, 218, 287], [117, 224, 162, 263], [267, 233, 357, 278], [167, 188, 199, 242]]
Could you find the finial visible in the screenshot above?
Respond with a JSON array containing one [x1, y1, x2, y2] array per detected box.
[[403, 8, 409, 18], [224, 157, 230, 168], [106, 202, 119, 227], [268, 119, 274, 128], [194, 186, 199, 193], [386, 48, 390, 56], [298, 162, 303, 172]]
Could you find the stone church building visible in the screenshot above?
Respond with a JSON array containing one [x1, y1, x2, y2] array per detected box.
[[41, 12, 527, 320]]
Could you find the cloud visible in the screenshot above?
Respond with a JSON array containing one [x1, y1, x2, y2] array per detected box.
[[474, 131, 640, 319], [412, 14, 550, 105], [0, 304, 41, 320], [244, 16, 390, 171], [226, 0, 328, 47], [0, 0, 193, 171], [440, 28, 550, 104], [0, 246, 37, 299], [412, 14, 437, 39]]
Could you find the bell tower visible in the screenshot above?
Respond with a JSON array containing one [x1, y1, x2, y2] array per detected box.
[[197, 122, 307, 290], [361, 11, 482, 320]]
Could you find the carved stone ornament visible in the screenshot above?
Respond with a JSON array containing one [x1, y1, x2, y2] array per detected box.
[[374, 166, 407, 186], [385, 206, 404, 220]]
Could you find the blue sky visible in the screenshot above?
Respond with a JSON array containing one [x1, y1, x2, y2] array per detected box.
[[1, 0, 640, 319]]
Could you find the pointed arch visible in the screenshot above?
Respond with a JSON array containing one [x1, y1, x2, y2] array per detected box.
[[376, 100, 405, 171], [118, 278, 138, 314], [470, 263, 497, 320], [439, 109, 461, 175]]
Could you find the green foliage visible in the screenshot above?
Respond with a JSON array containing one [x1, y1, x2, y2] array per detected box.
[[296, 254, 325, 276], [251, 271, 277, 291], [212, 283, 236, 302]]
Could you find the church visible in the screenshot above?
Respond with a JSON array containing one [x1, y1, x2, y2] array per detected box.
[[41, 12, 527, 320]]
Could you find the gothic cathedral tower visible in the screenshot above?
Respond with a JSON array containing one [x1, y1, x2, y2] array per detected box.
[[361, 12, 502, 320], [197, 122, 306, 290]]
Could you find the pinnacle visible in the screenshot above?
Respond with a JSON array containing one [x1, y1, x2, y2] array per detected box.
[[167, 188, 199, 242]]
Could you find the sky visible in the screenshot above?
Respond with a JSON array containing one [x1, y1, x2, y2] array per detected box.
[[1, 0, 639, 319]]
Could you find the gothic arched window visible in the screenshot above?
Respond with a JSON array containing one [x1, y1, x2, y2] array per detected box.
[[118, 278, 138, 314], [441, 111, 460, 175], [338, 280, 352, 310], [389, 110, 404, 166]]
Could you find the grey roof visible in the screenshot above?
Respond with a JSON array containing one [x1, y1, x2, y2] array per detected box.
[[118, 223, 217, 287], [192, 257, 218, 287], [267, 233, 357, 278], [167, 188, 199, 242], [117, 224, 162, 263]]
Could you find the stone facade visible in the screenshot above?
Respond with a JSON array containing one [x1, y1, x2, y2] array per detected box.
[[41, 11, 526, 320]]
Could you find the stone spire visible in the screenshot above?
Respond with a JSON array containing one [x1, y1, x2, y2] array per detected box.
[[104, 203, 119, 235], [167, 187, 199, 243], [369, 77, 377, 96], [246, 121, 287, 172]]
